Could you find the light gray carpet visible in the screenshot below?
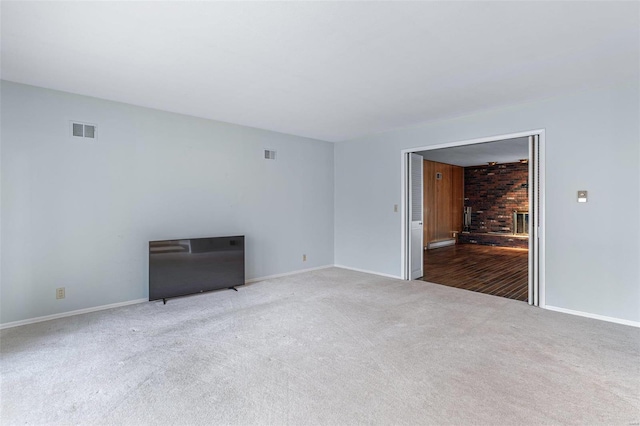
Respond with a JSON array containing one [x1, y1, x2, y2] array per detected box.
[[1, 267, 639, 425]]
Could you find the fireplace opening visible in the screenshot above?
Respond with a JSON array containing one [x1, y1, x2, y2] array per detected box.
[[513, 211, 529, 235]]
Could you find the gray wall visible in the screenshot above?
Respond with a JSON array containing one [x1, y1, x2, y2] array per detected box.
[[2, 79, 639, 326], [335, 82, 640, 323], [0, 81, 335, 324]]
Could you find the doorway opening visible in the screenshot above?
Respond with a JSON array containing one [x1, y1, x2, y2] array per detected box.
[[401, 131, 544, 307]]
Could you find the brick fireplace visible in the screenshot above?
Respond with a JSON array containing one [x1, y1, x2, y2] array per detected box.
[[459, 161, 529, 249]]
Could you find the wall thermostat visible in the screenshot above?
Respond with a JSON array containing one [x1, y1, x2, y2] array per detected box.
[[577, 190, 588, 203]]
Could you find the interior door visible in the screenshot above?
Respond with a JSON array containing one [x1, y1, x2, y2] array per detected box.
[[528, 134, 540, 306], [409, 153, 424, 279]]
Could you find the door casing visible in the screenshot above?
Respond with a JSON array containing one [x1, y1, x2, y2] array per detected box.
[[400, 129, 545, 307]]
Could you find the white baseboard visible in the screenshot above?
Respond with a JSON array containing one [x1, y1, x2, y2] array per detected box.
[[544, 305, 640, 328], [0, 298, 148, 330], [245, 265, 334, 284], [1, 266, 335, 329], [334, 265, 401, 280], [5, 273, 635, 331]]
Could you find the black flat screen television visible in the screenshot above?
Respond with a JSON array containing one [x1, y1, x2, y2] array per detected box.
[[149, 235, 245, 302]]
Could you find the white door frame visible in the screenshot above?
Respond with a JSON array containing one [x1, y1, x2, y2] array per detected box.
[[400, 129, 546, 308]]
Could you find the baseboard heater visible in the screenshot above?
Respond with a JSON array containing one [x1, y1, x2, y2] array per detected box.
[[427, 238, 456, 250]]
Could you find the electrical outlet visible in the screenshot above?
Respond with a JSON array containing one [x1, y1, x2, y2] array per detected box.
[[56, 287, 65, 299], [303, 254, 307, 262]]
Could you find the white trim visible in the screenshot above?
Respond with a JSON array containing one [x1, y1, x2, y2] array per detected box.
[[401, 153, 409, 279], [245, 265, 334, 283], [545, 305, 640, 328], [528, 136, 535, 305], [0, 298, 148, 330], [1, 265, 335, 329], [334, 265, 402, 280], [400, 129, 546, 155], [538, 133, 546, 308]]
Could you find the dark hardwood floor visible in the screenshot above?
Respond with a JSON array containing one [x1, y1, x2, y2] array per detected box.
[[422, 244, 528, 302]]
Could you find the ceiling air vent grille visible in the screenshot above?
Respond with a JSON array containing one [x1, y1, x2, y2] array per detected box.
[[264, 149, 276, 160], [70, 121, 97, 140]]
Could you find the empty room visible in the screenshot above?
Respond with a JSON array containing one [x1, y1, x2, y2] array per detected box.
[[1, 2, 639, 425]]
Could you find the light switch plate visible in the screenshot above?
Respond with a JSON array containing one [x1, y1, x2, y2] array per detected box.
[[577, 190, 588, 203]]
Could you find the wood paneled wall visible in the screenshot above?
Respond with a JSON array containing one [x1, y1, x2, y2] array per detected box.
[[423, 160, 464, 248]]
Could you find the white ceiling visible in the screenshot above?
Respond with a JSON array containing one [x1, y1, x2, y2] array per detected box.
[[417, 137, 529, 167], [1, 2, 638, 142]]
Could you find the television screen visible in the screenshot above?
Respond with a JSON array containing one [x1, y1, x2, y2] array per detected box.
[[149, 235, 245, 301]]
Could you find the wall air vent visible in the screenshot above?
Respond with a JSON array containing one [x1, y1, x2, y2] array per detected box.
[[264, 149, 276, 160], [70, 121, 97, 140]]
